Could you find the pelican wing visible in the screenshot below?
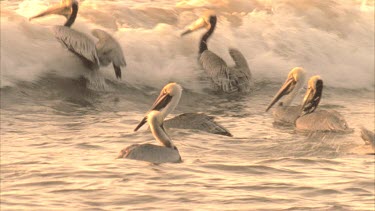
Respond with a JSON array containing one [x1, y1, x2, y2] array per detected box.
[[229, 48, 249, 69], [228, 48, 253, 92], [200, 50, 239, 93], [52, 26, 100, 69], [164, 113, 232, 137], [295, 110, 351, 132], [92, 29, 126, 79]]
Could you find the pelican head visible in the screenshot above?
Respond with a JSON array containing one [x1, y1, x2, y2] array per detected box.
[[29, 0, 79, 27], [300, 75, 323, 115], [181, 11, 217, 36], [266, 67, 306, 112], [134, 83, 183, 132]]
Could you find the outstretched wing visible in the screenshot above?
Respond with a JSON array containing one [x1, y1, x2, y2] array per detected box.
[[200, 50, 239, 93], [52, 26, 100, 69], [164, 113, 232, 137], [229, 48, 249, 70], [200, 49, 253, 93], [228, 48, 253, 92], [92, 29, 126, 79]]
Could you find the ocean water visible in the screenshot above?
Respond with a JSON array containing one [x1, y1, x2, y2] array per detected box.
[[1, 0, 374, 210]]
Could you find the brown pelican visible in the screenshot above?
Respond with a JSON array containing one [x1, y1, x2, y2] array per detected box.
[[117, 110, 181, 163], [134, 83, 232, 136], [265, 67, 306, 124], [118, 83, 184, 163], [295, 76, 351, 132], [29, 0, 126, 79], [181, 11, 253, 93]]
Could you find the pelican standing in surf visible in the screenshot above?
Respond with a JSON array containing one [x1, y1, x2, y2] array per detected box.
[[295, 76, 350, 132], [29, 0, 126, 79], [118, 83, 184, 163], [265, 67, 306, 124], [181, 11, 253, 93]]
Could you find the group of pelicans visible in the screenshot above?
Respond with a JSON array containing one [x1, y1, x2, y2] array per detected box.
[[29, 0, 374, 163]]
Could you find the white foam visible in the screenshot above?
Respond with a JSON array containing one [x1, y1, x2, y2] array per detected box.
[[1, 0, 374, 90]]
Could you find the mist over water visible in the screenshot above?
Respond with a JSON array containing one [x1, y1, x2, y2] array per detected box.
[[1, 1, 374, 210]]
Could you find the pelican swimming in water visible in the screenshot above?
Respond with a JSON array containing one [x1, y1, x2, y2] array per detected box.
[[29, 0, 126, 79], [295, 76, 350, 132], [134, 83, 232, 136], [181, 11, 253, 93], [265, 67, 306, 124], [118, 83, 184, 163], [117, 110, 181, 163], [266, 71, 350, 132], [120, 83, 230, 163]]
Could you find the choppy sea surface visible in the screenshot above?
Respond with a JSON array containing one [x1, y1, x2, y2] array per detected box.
[[1, 0, 374, 210]]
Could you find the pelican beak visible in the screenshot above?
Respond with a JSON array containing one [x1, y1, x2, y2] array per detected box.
[[300, 79, 323, 115], [181, 17, 208, 37], [29, 4, 71, 21], [134, 91, 173, 132], [300, 87, 314, 115], [265, 76, 297, 112], [134, 116, 147, 132], [181, 29, 193, 36]]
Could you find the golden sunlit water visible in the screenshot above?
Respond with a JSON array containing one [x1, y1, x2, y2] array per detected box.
[[1, 0, 374, 210]]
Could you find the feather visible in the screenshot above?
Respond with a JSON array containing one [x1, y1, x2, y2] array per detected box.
[[199, 50, 252, 93], [119, 144, 181, 164], [92, 29, 126, 67], [164, 113, 232, 137], [296, 110, 351, 132], [199, 50, 238, 93], [52, 26, 100, 69]]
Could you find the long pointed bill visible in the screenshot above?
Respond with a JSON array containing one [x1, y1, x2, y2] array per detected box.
[[300, 79, 323, 115], [133, 92, 173, 132], [134, 117, 147, 132], [29, 4, 70, 21], [265, 77, 296, 112], [181, 29, 193, 36], [181, 17, 207, 37], [300, 88, 314, 115]]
